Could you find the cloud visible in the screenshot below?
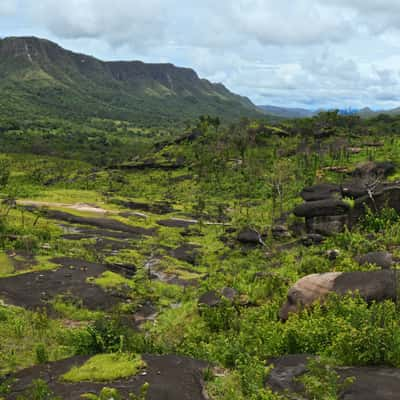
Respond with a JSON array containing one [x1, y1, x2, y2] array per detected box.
[[30, 0, 168, 47], [4, 0, 400, 109], [0, 0, 18, 15]]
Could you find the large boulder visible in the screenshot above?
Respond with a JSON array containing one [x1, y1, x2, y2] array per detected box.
[[349, 185, 400, 226], [266, 354, 400, 400], [294, 199, 350, 218], [279, 270, 396, 321], [300, 183, 342, 202], [351, 161, 395, 180], [305, 215, 348, 236]]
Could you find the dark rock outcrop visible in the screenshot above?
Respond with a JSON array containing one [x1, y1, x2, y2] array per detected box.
[[237, 228, 263, 245], [294, 199, 350, 219], [355, 251, 393, 270], [300, 183, 342, 202], [279, 270, 397, 320], [266, 354, 400, 400]]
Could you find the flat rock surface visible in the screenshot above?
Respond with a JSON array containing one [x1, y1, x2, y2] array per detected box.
[[266, 354, 400, 400], [5, 354, 208, 400], [0, 258, 123, 311]]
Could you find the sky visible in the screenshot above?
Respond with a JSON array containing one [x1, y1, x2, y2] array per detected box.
[[2, 0, 400, 110]]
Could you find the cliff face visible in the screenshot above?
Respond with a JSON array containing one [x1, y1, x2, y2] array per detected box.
[[0, 36, 259, 123]]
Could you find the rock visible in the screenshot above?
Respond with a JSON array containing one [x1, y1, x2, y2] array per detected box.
[[170, 244, 201, 265], [5, 354, 208, 400], [349, 185, 400, 226], [301, 234, 325, 246], [326, 249, 340, 260], [355, 251, 393, 270], [198, 291, 221, 307], [279, 270, 397, 321], [294, 199, 350, 218], [221, 287, 238, 301], [305, 215, 347, 236], [272, 225, 291, 239], [300, 183, 342, 202], [199, 288, 239, 307], [351, 161, 395, 180], [237, 228, 262, 244], [265, 354, 311, 394], [266, 354, 400, 400]]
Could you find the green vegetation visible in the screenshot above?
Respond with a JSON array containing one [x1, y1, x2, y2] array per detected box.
[[62, 353, 146, 382], [3, 105, 400, 399], [0, 37, 260, 127]]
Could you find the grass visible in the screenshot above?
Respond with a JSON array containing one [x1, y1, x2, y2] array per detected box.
[[89, 271, 135, 289], [52, 297, 103, 321], [61, 353, 146, 382], [0, 253, 14, 275], [0, 305, 75, 375]]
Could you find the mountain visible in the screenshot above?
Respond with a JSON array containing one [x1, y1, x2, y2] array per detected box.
[[0, 36, 261, 125], [258, 105, 316, 119]]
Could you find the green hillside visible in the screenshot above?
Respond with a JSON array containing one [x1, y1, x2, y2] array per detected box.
[[0, 36, 261, 125]]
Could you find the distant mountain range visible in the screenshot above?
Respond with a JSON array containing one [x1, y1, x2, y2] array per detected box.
[[258, 104, 400, 119], [0, 36, 261, 124], [257, 105, 316, 119]]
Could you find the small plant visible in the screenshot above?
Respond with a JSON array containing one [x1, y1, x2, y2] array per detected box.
[[297, 358, 355, 400], [81, 383, 149, 400], [35, 343, 49, 364], [16, 379, 61, 400]]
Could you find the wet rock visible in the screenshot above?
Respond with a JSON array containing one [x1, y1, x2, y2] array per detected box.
[[355, 251, 393, 270]]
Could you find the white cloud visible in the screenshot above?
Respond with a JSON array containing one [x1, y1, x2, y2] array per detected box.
[[0, 0, 18, 15], [4, 0, 400, 109]]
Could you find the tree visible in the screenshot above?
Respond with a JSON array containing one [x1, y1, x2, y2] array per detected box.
[[0, 159, 10, 191]]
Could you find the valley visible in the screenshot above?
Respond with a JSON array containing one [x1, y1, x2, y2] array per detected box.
[[1, 105, 400, 399]]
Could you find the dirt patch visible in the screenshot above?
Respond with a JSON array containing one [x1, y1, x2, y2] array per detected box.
[[5, 354, 208, 400], [0, 258, 123, 311]]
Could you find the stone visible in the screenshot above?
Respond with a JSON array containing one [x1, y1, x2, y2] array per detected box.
[[300, 183, 342, 202], [279, 270, 397, 321], [294, 199, 350, 218], [237, 228, 262, 244], [355, 251, 393, 270]]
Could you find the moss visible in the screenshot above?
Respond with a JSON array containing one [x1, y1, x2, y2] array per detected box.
[[88, 271, 135, 289], [61, 353, 146, 382]]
